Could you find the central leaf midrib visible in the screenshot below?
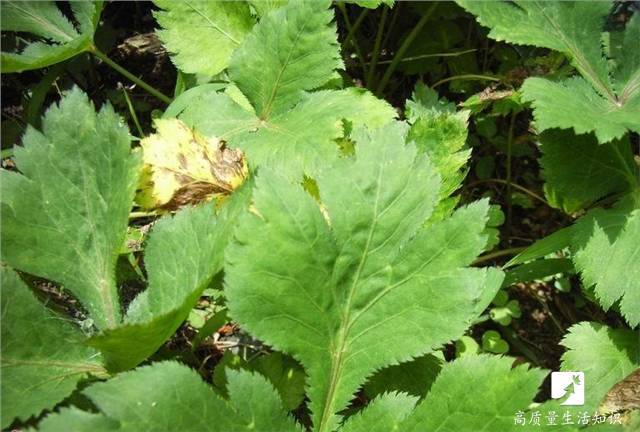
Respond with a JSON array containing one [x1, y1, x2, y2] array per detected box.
[[186, 1, 241, 45], [318, 164, 385, 432], [259, 15, 311, 120]]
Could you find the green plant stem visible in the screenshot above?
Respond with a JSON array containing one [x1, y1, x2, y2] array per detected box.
[[365, 6, 388, 89], [121, 86, 144, 138], [431, 73, 500, 88], [505, 112, 517, 241], [497, 326, 542, 367], [376, 2, 438, 95], [466, 178, 550, 207], [343, 7, 368, 48], [367, 49, 477, 65], [129, 211, 158, 220], [473, 247, 527, 265], [90, 46, 172, 104], [380, 2, 400, 52], [338, 3, 368, 73]]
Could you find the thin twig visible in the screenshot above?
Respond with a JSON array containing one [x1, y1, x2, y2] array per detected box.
[[121, 85, 144, 138], [432, 73, 500, 88], [376, 2, 438, 95], [466, 178, 550, 207], [338, 3, 368, 73], [505, 112, 517, 241], [90, 46, 172, 104], [366, 6, 388, 89], [473, 247, 527, 265]]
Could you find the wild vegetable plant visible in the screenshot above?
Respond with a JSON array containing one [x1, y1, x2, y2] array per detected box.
[[1, 1, 639, 431]]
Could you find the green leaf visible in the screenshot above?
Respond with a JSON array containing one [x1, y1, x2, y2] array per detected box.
[[1, 88, 141, 329], [458, 1, 640, 143], [39, 362, 300, 431], [228, 0, 343, 118], [154, 0, 255, 76], [38, 408, 119, 432], [400, 355, 546, 431], [481, 330, 509, 353], [456, 1, 612, 94], [179, 87, 396, 177], [1, 1, 102, 72], [1, 269, 105, 429], [214, 351, 306, 411], [225, 122, 503, 430], [88, 182, 252, 372], [349, 0, 395, 9], [340, 393, 417, 432], [539, 130, 636, 213], [560, 322, 639, 413], [364, 354, 443, 400], [502, 258, 574, 287], [521, 76, 640, 144], [249, 0, 289, 17], [162, 83, 227, 119], [573, 208, 640, 327], [407, 101, 470, 222], [505, 226, 573, 267], [405, 82, 456, 124]]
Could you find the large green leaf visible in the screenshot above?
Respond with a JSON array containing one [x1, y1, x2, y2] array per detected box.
[[38, 362, 300, 432], [88, 182, 252, 372], [521, 76, 640, 144], [573, 207, 640, 327], [228, 0, 342, 118], [154, 0, 255, 76], [225, 122, 503, 430], [170, 0, 395, 178], [561, 322, 639, 413], [1, 1, 102, 72], [1, 88, 141, 329], [458, 1, 640, 143], [179, 87, 396, 177], [400, 355, 546, 431], [539, 130, 637, 213], [1, 269, 105, 429]]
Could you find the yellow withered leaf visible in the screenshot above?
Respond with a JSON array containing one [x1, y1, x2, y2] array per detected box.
[[136, 118, 248, 210]]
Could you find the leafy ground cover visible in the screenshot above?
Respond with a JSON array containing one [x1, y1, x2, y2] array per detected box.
[[1, 1, 638, 431]]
